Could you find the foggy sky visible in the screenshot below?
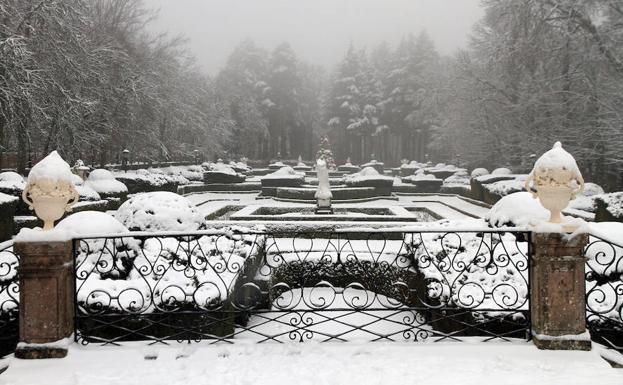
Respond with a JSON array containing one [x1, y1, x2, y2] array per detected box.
[[145, 0, 484, 75]]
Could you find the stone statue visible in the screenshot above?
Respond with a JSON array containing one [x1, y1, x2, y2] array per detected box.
[[315, 158, 333, 214]]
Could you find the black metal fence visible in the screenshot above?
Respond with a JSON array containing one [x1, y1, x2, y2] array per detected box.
[[73, 228, 531, 345], [0, 241, 19, 357], [585, 234, 623, 353]]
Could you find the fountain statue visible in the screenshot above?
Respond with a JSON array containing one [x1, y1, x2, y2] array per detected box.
[[315, 158, 333, 214]]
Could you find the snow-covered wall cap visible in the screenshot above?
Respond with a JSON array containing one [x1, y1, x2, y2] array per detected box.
[[27, 151, 74, 183], [532, 142, 581, 176]]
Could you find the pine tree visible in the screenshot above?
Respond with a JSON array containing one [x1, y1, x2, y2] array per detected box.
[[316, 136, 336, 170]]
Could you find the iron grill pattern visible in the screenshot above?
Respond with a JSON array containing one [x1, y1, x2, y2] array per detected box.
[[585, 235, 623, 352], [0, 242, 18, 357], [73, 229, 531, 345]]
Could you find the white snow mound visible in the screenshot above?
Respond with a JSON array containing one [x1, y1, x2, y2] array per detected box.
[[116, 192, 204, 232], [28, 151, 73, 183], [485, 192, 549, 228], [57, 211, 128, 237]]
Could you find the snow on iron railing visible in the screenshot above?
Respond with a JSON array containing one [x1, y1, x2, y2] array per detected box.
[[71, 220, 530, 241]]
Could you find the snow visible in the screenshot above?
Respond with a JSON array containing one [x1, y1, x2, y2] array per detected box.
[[485, 192, 549, 228], [2, 342, 621, 385], [404, 172, 440, 182], [27, 151, 74, 183], [261, 166, 305, 180], [0, 192, 18, 204], [491, 168, 511, 175], [0, 171, 26, 186], [343, 167, 393, 183], [484, 177, 527, 196], [443, 172, 470, 188], [532, 329, 591, 341], [583, 183, 605, 197], [315, 159, 332, 200], [596, 192, 623, 218], [114, 169, 189, 188], [86, 169, 128, 194], [532, 141, 581, 175], [14, 227, 72, 242], [16, 336, 71, 350], [471, 168, 489, 178], [116, 192, 204, 232], [56, 211, 129, 237], [208, 162, 237, 176]]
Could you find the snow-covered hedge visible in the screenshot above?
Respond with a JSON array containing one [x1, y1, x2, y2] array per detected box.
[[71, 174, 102, 202], [116, 192, 205, 232], [595, 192, 623, 222], [485, 192, 549, 228], [204, 163, 246, 184], [261, 167, 305, 187], [114, 169, 186, 194], [86, 169, 128, 197]]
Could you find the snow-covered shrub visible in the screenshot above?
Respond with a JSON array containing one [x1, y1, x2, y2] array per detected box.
[[567, 183, 605, 213], [343, 167, 394, 195], [485, 192, 549, 228], [116, 192, 204, 232], [261, 166, 305, 187], [0, 172, 25, 196], [59, 211, 137, 280], [0, 192, 18, 240], [491, 167, 512, 175], [441, 172, 471, 196], [594, 192, 623, 222], [71, 174, 101, 201], [85, 169, 128, 198], [481, 175, 528, 204], [470, 168, 489, 178], [114, 169, 184, 194], [204, 163, 245, 184]]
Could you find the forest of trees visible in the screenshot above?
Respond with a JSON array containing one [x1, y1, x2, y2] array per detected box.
[[1, 0, 623, 189]]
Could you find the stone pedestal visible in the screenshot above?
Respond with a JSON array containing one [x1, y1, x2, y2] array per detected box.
[[14, 241, 74, 359], [531, 232, 590, 350]]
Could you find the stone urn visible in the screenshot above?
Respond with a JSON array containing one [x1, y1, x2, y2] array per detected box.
[[22, 151, 80, 231], [524, 142, 584, 224]]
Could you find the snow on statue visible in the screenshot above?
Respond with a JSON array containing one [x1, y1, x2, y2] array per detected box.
[[524, 141, 584, 227], [315, 158, 333, 214]]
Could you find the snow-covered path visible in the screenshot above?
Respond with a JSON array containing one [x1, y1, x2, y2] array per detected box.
[[1, 342, 621, 385]]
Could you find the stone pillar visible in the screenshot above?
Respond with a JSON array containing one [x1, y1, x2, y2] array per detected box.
[[531, 232, 590, 350], [14, 241, 74, 359]]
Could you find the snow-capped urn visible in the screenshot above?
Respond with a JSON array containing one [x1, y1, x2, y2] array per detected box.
[[315, 158, 333, 214], [524, 142, 584, 225], [297, 155, 305, 167], [22, 151, 80, 231], [73, 159, 90, 180]]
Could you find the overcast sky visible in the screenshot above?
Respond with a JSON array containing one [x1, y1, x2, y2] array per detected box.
[[145, 0, 484, 75]]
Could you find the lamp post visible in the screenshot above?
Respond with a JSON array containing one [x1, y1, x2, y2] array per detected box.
[[122, 148, 130, 173]]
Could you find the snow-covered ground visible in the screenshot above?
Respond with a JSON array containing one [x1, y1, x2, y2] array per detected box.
[[187, 192, 488, 222], [1, 342, 621, 385]]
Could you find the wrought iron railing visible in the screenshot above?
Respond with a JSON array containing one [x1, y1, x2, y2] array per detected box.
[[73, 228, 531, 345], [585, 234, 623, 352], [0, 241, 18, 357]]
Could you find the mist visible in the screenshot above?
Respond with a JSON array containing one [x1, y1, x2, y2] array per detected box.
[[145, 0, 484, 74]]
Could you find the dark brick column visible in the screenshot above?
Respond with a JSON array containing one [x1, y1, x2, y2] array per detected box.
[[531, 232, 590, 350], [14, 241, 74, 359]]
